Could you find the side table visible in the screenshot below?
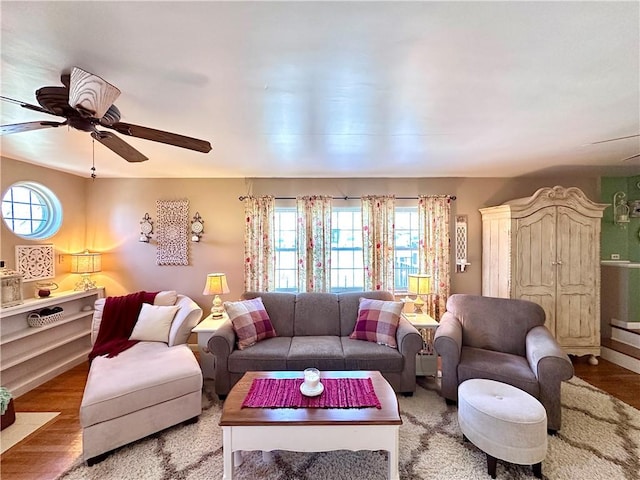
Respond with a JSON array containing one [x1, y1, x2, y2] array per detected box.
[[191, 312, 229, 379], [402, 312, 439, 377]]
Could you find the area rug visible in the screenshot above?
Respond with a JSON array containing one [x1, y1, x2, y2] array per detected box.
[[1, 412, 60, 454], [58, 377, 640, 480]]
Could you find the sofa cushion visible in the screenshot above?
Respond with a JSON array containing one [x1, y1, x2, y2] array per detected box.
[[242, 292, 296, 337], [228, 337, 292, 372], [287, 336, 345, 370], [80, 343, 202, 428], [458, 346, 540, 398], [294, 293, 340, 336], [225, 297, 277, 350], [341, 337, 404, 372], [129, 303, 179, 343], [349, 298, 403, 348]]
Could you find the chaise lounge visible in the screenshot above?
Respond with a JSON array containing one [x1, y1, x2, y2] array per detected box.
[[79, 291, 203, 464]]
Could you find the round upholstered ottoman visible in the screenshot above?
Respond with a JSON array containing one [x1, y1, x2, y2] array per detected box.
[[458, 379, 547, 479]]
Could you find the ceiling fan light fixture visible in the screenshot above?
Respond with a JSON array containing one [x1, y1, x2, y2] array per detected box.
[[69, 67, 121, 119]]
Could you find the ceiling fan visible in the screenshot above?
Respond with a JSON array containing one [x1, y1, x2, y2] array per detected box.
[[0, 67, 212, 163], [589, 134, 640, 162]]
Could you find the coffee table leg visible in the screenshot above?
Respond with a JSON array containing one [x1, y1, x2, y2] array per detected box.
[[234, 451, 243, 466], [388, 429, 400, 480], [222, 427, 234, 480]]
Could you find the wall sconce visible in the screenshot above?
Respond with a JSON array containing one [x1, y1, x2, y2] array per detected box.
[[455, 215, 471, 272], [613, 191, 630, 225], [191, 212, 204, 242], [71, 250, 102, 291], [203, 273, 230, 317], [139, 213, 153, 242], [408, 274, 431, 314]]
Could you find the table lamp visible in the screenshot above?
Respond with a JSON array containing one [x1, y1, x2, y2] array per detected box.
[[71, 250, 102, 291], [203, 273, 230, 317], [408, 273, 431, 314]]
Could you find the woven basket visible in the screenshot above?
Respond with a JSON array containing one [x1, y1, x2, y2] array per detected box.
[[27, 311, 64, 328]]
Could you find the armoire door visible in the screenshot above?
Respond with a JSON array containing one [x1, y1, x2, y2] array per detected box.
[[513, 206, 557, 334], [555, 206, 598, 347]]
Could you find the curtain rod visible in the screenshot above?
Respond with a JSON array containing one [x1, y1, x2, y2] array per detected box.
[[238, 195, 456, 201]]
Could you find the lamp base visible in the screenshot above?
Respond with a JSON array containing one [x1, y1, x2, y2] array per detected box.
[[74, 274, 97, 291], [211, 294, 225, 317], [413, 295, 425, 314]]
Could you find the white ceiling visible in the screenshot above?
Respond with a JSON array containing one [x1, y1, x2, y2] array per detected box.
[[1, 1, 639, 179]]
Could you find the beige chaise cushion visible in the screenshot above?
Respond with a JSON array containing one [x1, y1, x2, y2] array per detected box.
[[80, 342, 202, 428]]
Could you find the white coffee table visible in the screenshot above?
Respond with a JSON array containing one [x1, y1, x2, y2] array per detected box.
[[219, 370, 402, 480]]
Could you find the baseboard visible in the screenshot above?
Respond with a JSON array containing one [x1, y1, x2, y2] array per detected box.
[[601, 346, 640, 374]]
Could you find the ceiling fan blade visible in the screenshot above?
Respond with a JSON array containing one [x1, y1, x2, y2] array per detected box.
[[106, 122, 212, 153], [91, 131, 148, 163], [60, 73, 70, 89], [0, 95, 58, 116], [591, 134, 640, 145], [1, 120, 67, 135], [621, 153, 640, 162]]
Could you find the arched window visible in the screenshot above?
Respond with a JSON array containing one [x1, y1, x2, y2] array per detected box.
[[1, 182, 63, 239]]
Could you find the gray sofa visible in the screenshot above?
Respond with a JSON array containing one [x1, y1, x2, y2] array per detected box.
[[433, 294, 574, 432], [208, 291, 423, 396]]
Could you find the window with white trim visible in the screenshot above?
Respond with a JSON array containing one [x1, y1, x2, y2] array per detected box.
[[274, 204, 419, 293], [1, 182, 62, 240]]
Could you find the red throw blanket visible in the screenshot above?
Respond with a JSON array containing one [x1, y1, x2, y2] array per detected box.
[[88, 291, 158, 362]]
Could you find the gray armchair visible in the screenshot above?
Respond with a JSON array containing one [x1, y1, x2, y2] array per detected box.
[[433, 294, 573, 432]]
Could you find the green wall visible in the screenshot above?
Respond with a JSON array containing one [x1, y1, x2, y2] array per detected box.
[[601, 175, 640, 323], [601, 175, 640, 261]]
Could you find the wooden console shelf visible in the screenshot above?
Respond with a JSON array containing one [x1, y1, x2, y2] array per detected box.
[[0, 288, 104, 397]]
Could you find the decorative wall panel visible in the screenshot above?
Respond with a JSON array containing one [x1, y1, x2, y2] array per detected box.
[[15, 244, 55, 281], [156, 200, 189, 266]]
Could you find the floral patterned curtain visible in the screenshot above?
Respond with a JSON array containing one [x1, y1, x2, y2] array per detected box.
[[361, 195, 395, 292], [243, 196, 275, 292], [296, 196, 332, 292], [417, 195, 451, 320]]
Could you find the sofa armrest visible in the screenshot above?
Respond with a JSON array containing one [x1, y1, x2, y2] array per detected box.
[[433, 312, 463, 401], [208, 321, 237, 395], [525, 325, 573, 380], [525, 325, 574, 431], [168, 295, 203, 346], [396, 316, 423, 357]]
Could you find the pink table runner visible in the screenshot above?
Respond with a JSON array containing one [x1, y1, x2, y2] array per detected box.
[[242, 377, 382, 409]]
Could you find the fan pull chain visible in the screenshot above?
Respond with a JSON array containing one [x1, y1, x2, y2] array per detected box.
[[91, 139, 97, 180]]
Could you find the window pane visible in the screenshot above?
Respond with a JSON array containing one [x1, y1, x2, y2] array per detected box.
[[14, 219, 32, 234], [11, 186, 31, 203], [31, 204, 44, 220], [2, 201, 12, 218], [13, 203, 31, 220], [278, 250, 297, 269]]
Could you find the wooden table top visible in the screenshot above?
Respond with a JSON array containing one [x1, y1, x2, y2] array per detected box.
[[220, 370, 402, 427]]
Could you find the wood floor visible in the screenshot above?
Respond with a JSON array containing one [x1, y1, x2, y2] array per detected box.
[[1, 357, 639, 480]]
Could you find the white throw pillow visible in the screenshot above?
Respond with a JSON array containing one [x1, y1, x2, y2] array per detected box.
[[154, 290, 178, 306], [129, 303, 180, 343]]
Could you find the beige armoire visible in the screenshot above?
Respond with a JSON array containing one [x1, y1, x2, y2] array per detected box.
[[480, 186, 607, 364]]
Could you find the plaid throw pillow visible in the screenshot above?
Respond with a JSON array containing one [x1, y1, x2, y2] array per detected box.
[[349, 298, 403, 349], [225, 297, 277, 350]]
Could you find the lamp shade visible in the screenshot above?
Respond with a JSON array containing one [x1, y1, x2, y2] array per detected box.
[[71, 250, 102, 274], [203, 273, 230, 296], [408, 274, 431, 295]]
